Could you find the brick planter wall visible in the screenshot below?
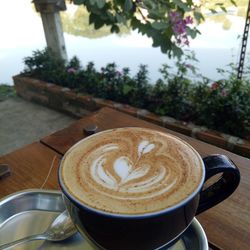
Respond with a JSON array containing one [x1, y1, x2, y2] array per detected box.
[[13, 74, 250, 158]]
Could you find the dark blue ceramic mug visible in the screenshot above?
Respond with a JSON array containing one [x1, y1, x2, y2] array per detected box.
[[58, 128, 240, 250]]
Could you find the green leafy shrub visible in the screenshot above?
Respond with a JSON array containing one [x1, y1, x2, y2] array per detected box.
[[23, 49, 66, 85], [191, 71, 250, 138], [0, 84, 16, 101], [21, 48, 250, 139]]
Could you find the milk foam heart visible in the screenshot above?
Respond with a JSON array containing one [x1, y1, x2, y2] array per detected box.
[[61, 127, 204, 214]]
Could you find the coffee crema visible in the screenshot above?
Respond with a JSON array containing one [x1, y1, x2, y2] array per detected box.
[[60, 127, 204, 214]]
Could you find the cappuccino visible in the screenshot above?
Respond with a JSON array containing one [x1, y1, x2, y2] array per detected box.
[[60, 127, 204, 214]]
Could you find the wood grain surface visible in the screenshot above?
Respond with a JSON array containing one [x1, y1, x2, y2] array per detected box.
[[0, 142, 61, 198]]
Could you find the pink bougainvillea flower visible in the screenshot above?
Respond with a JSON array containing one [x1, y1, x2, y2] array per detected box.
[[67, 67, 77, 74], [211, 82, 219, 90], [184, 63, 194, 70], [173, 21, 186, 35], [169, 11, 193, 46], [184, 40, 189, 45], [184, 16, 193, 25], [183, 35, 189, 45], [169, 11, 181, 23], [221, 89, 228, 97]]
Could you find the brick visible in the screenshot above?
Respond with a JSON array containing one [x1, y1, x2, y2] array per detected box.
[[21, 90, 49, 106], [75, 94, 97, 111], [23, 78, 46, 92], [196, 131, 228, 150], [14, 82, 27, 94], [46, 83, 55, 87], [94, 98, 115, 109], [160, 116, 177, 125], [45, 84, 62, 95], [78, 108, 92, 117], [233, 142, 250, 158], [113, 103, 124, 110], [160, 119, 192, 137], [117, 105, 138, 117], [143, 112, 162, 126], [62, 89, 77, 101], [31, 93, 49, 105], [48, 90, 64, 109], [62, 102, 78, 117]]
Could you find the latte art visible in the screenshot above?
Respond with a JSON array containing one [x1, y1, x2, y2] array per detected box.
[[90, 141, 176, 200], [61, 128, 204, 214]]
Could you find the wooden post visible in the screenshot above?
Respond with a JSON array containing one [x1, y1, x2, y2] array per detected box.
[[33, 0, 68, 62]]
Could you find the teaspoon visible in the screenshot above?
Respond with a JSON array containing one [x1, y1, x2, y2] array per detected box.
[[0, 210, 77, 249]]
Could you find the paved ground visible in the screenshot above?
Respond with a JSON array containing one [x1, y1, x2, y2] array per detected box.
[[0, 97, 77, 156]]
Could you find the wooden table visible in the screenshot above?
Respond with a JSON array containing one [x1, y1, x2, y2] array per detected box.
[[0, 142, 61, 197], [0, 107, 249, 250]]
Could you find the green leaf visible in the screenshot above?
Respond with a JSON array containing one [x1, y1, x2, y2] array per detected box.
[[96, 0, 105, 9], [71, 0, 85, 5], [89, 13, 105, 29], [186, 27, 197, 39], [220, 6, 227, 13], [171, 44, 183, 58], [147, 9, 165, 19], [123, 84, 133, 95], [194, 11, 204, 23], [173, 0, 191, 11], [116, 14, 126, 24], [94, 19, 105, 29], [89, 0, 96, 6], [111, 25, 120, 33], [151, 22, 169, 30], [124, 0, 133, 12], [89, 13, 95, 24], [107, 11, 116, 22], [230, 0, 237, 6], [209, 9, 217, 14]]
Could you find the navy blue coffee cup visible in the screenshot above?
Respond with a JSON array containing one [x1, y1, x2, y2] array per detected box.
[[59, 137, 240, 250]]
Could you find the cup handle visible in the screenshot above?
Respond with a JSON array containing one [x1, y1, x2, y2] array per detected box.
[[196, 154, 240, 215]]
